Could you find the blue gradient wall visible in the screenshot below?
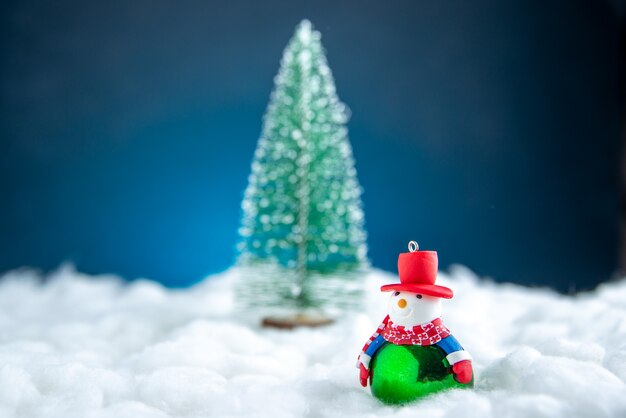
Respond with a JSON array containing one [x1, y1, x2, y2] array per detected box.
[[1, 1, 623, 289]]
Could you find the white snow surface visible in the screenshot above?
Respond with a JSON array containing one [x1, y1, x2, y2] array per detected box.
[[1, 265, 625, 418]]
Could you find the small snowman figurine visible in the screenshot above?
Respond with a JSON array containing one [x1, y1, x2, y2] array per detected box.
[[357, 241, 473, 404]]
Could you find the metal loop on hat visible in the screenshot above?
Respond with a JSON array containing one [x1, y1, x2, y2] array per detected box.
[[408, 241, 419, 253]]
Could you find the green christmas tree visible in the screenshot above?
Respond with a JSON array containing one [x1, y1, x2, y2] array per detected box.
[[237, 20, 368, 312]]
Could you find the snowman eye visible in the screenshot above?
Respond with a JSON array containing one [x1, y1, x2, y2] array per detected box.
[[394, 292, 400, 296], [416, 294, 423, 299]]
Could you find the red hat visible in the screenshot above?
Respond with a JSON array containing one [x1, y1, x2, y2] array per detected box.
[[380, 241, 453, 299]]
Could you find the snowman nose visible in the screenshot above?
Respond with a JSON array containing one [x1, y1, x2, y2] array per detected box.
[[397, 299, 407, 309]]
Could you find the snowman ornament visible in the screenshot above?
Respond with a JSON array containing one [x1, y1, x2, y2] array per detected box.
[[357, 241, 473, 404]]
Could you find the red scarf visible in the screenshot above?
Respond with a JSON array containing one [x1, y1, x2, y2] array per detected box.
[[381, 317, 450, 346]]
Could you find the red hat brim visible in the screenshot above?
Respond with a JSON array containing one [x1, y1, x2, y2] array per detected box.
[[380, 283, 454, 299]]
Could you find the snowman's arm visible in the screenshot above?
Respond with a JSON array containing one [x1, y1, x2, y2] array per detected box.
[[360, 334, 386, 368], [436, 335, 472, 366], [356, 315, 389, 369]]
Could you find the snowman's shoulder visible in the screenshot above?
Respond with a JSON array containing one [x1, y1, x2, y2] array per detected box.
[[435, 334, 464, 354]]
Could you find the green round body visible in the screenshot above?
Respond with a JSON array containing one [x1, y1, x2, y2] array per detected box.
[[370, 343, 473, 404]]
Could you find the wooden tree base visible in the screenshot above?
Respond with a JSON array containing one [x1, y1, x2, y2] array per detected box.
[[261, 313, 334, 329]]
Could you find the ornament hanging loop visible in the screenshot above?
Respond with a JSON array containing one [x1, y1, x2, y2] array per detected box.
[[408, 241, 419, 253]]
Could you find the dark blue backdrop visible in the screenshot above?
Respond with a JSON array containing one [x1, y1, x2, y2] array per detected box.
[[1, 1, 624, 289]]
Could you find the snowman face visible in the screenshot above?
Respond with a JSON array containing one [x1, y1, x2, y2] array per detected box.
[[387, 290, 442, 327]]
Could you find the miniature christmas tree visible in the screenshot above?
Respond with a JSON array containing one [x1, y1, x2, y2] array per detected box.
[[237, 20, 368, 315]]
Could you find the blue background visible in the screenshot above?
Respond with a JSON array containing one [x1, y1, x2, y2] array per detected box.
[[1, 1, 624, 289]]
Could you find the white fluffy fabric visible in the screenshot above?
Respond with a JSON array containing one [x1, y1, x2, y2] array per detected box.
[[1, 265, 625, 418]]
